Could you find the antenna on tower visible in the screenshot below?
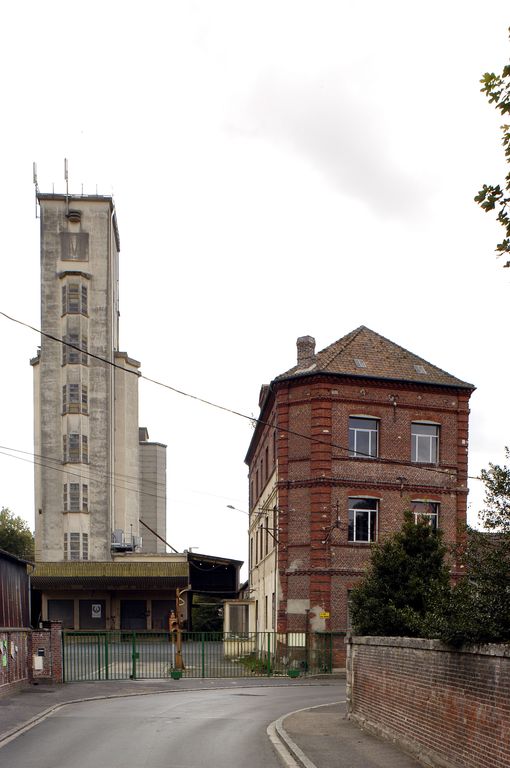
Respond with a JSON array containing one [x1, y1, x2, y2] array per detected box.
[[64, 158, 69, 214], [33, 161, 39, 218]]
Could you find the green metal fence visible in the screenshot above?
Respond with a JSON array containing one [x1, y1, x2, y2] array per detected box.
[[62, 631, 338, 682]]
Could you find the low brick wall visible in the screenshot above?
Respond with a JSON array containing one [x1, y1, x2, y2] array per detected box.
[[346, 636, 510, 768], [0, 622, 62, 697], [0, 629, 30, 696]]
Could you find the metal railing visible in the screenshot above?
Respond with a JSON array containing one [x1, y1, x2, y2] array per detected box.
[[62, 630, 340, 682]]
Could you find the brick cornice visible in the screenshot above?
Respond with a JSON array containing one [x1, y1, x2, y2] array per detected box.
[[278, 476, 466, 495]]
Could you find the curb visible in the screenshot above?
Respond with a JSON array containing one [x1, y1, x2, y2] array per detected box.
[[267, 700, 345, 768]]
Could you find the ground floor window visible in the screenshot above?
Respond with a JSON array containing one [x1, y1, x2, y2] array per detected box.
[[411, 501, 439, 530]]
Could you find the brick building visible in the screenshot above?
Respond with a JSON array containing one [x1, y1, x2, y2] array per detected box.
[[245, 326, 474, 643]]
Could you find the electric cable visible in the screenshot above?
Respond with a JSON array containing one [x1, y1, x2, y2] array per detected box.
[[0, 310, 479, 483]]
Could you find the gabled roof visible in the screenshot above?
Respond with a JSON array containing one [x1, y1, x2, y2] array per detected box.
[[275, 326, 474, 390]]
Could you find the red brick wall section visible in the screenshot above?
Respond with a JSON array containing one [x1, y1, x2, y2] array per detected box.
[[0, 629, 30, 697], [346, 636, 510, 768], [29, 621, 63, 683]]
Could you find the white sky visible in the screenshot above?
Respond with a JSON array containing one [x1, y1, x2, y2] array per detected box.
[[1, 1, 509, 579]]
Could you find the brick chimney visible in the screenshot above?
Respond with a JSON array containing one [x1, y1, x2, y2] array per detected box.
[[296, 335, 316, 368]]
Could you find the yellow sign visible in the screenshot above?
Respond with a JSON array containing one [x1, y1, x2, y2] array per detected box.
[[319, 611, 330, 619]]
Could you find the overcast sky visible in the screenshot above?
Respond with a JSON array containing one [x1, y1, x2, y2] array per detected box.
[[1, 2, 509, 578]]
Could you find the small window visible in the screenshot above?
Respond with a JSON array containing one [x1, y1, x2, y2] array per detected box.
[[63, 434, 88, 464], [64, 531, 88, 561], [69, 532, 81, 560], [63, 483, 88, 512], [412, 423, 439, 463], [349, 417, 378, 458], [414, 364, 427, 375], [354, 358, 366, 369], [412, 501, 439, 531], [348, 498, 378, 542], [63, 334, 88, 365], [62, 283, 88, 316]]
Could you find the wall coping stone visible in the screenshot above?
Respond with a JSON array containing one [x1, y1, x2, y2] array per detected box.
[[345, 633, 510, 658]]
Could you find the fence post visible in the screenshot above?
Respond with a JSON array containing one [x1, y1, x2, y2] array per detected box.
[[131, 632, 137, 680], [105, 633, 109, 680], [97, 634, 102, 680], [201, 633, 205, 679], [267, 633, 271, 676], [61, 632, 66, 683]]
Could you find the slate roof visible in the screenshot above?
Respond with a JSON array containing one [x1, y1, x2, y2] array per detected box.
[[275, 326, 474, 390]]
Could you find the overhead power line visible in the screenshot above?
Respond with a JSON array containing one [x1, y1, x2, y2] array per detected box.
[[0, 309, 479, 482]]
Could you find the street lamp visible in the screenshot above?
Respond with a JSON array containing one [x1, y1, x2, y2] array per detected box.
[[226, 504, 248, 515]]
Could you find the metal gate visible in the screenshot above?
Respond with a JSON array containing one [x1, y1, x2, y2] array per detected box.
[[62, 631, 336, 682]]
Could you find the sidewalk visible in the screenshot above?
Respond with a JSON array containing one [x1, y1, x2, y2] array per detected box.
[[0, 677, 420, 767]]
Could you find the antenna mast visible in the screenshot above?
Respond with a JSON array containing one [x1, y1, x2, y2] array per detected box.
[[33, 161, 39, 218], [64, 158, 69, 214]]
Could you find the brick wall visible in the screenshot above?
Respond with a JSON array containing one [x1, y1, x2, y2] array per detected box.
[[30, 621, 63, 684], [0, 629, 30, 697], [346, 636, 510, 768], [0, 622, 63, 697], [247, 370, 471, 643]]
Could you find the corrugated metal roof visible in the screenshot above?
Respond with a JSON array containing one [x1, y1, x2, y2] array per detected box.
[[32, 561, 189, 578]]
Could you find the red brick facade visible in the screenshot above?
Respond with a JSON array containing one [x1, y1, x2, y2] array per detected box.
[[246, 329, 474, 664], [347, 636, 510, 768]]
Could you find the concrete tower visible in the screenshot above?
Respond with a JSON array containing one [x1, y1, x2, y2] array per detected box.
[[32, 192, 166, 562]]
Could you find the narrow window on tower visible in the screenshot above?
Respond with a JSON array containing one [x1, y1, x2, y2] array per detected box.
[[69, 532, 80, 560], [62, 282, 88, 316]]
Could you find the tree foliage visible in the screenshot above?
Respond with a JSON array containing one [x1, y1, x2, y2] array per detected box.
[[350, 455, 510, 646], [0, 507, 34, 559], [350, 512, 450, 638], [479, 447, 510, 532], [436, 451, 510, 645], [475, 29, 510, 267]]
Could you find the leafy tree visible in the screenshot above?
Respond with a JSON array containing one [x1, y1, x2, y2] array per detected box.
[[0, 507, 34, 559], [475, 29, 510, 267], [479, 447, 510, 531], [191, 597, 223, 633], [432, 453, 510, 645], [350, 512, 450, 637]]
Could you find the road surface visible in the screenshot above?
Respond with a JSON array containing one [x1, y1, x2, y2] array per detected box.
[[0, 682, 345, 768]]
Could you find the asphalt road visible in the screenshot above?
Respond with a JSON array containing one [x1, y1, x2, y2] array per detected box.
[[0, 683, 345, 768]]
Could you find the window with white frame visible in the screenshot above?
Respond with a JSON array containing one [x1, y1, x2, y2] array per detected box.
[[411, 501, 439, 531], [64, 531, 89, 561], [63, 483, 89, 512], [411, 423, 439, 463], [348, 497, 378, 542], [349, 417, 379, 458]]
